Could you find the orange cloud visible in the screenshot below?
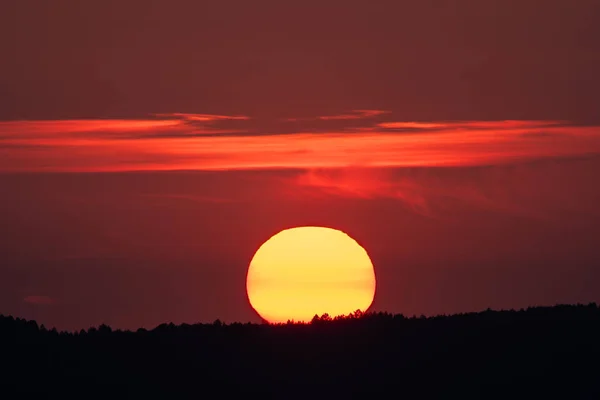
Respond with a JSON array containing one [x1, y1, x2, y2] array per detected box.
[[0, 119, 599, 172]]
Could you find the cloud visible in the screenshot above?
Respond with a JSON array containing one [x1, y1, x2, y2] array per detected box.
[[0, 118, 599, 172], [377, 120, 566, 131], [140, 193, 235, 204], [152, 113, 250, 122], [23, 295, 56, 306], [0, 115, 250, 141], [317, 110, 390, 121], [290, 158, 600, 220], [294, 168, 430, 214], [290, 167, 526, 218], [377, 122, 448, 130], [0, 119, 182, 135], [284, 110, 389, 123]]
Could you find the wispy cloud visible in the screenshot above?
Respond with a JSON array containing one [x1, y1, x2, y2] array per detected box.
[[140, 193, 236, 204], [153, 113, 250, 122], [0, 118, 599, 172], [290, 168, 528, 218], [317, 109, 390, 121], [377, 120, 566, 130], [377, 122, 448, 129], [23, 295, 56, 306], [294, 168, 431, 214], [0, 119, 182, 135], [285, 110, 389, 122], [290, 158, 600, 220], [0, 114, 250, 141]]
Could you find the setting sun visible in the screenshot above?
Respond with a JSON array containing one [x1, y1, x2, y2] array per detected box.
[[246, 226, 376, 323]]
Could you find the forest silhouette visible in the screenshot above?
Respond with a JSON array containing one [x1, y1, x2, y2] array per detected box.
[[2, 304, 600, 398]]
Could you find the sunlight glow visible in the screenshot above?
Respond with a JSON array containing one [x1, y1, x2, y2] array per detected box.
[[246, 227, 376, 323]]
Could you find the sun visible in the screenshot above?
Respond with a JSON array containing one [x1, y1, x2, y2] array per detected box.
[[246, 226, 376, 323]]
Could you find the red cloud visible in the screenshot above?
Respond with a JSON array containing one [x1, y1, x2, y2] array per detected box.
[[153, 113, 249, 122], [294, 168, 431, 215], [0, 119, 182, 135], [284, 110, 389, 122], [0, 119, 599, 172], [378, 120, 565, 130], [318, 110, 390, 121], [23, 295, 56, 305]]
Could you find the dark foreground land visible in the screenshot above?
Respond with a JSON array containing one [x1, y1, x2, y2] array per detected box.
[[2, 304, 600, 399]]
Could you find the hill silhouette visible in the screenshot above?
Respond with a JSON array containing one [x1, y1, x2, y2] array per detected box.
[[2, 304, 600, 398]]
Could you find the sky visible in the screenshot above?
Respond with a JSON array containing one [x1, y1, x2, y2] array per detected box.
[[1, 0, 600, 331]]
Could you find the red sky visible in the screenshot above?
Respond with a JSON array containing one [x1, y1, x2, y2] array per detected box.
[[1, 0, 600, 331]]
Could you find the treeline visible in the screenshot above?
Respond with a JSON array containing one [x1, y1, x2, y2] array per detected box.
[[2, 303, 600, 398]]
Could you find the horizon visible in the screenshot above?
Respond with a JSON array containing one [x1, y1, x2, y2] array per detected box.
[[3, 302, 599, 333]]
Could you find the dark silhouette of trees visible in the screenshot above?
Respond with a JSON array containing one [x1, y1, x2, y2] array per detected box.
[[1, 303, 600, 398]]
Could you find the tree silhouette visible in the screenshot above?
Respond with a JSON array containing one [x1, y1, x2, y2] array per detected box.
[[1, 303, 599, 398]]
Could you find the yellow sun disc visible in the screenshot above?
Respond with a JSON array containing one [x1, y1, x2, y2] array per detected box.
[[246, 226, 376, 323]]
